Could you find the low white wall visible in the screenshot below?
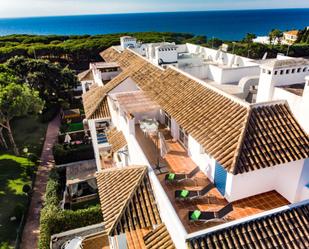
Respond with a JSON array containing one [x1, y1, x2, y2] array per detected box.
[[88, 120, 101, 172], [101, 71, 120, 81], [296, 159, 309, 201], [220, 66, 260, 84], [179, 63, 208, 80], [226, 160, 305, 203], [207, 64, 223, 83], [187, 135, 215, 180]]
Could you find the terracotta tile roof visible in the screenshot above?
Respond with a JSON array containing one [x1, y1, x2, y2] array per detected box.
[[101, 47, 144, 69], [82, 70, 132, 119], [78, 69, 94, 82], [284, 30, 299, 36], [143, 224, 176, 249], [96, 166, 161, 236], [82, 86, 111, 120], [126, 228, 152, 249], [187, 203, 309, 249], [91, 98, 111, 120], [106, 127, 127, 153], [82, 232, 110, 249], [235, 104, 309, 174], [96, 48, 309, 174]]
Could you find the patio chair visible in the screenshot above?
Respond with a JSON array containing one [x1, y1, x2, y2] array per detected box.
[[175, 182, 214, 200], [165, 167, 200, 184], [188, 203, 233, 223]]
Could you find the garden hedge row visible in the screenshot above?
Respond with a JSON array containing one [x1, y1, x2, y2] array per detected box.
[[38, 169, 103, 249], [53, 143, 94, 165]]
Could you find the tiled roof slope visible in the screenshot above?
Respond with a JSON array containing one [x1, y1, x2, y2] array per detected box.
[[96, 166, 161, 236], [99, 47, 309, 174], [106, 127, 127, 153], [82, 85, 105, 119], [78, 69, 94, 82], [187, 203, 309, 249], [82, 69, 132, 119], [235, 104, 309, 174], [101, 47, 145, 69], [143, 224, 176, 249], [82, 232, 109, 249]]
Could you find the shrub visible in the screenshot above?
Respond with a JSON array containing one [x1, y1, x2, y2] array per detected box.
[[53, 143, 94, 165], [39, 205, 102, 249], [44, 169, 60, 206], [39, 166, 102, 249]]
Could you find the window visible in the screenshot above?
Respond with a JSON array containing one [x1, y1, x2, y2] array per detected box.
[[267, 70, 271, 74], [297, 68, 301, 73], [303, 67, 307, 72], [280, 70, 284, 75], [164, 112, 171, 130], [262, 69, 266, 74], [179, 126, 188, 149], [286, 69, 290, 74], [274, 71, 278, 75], [291, 69, 295, 73]]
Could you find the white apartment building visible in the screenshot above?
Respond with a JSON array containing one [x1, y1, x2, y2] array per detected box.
[[71, 37, 309, 249]]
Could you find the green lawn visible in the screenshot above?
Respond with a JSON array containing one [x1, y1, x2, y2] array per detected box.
[[0, 154, 34, 245], [11, 116, 48, 156], [0, 116, 48, 246]]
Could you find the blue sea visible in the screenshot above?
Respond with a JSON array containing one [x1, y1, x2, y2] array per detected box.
[[0, 9, 309, 40]]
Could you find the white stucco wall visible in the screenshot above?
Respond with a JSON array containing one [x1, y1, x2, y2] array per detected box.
[[296, 159, 309, 201], [187, 135, 215, 180], [101, 71, 120, 81], [88, 119, 101, 172], [256, 65, 309, 103], [226, 160, 305, 203], [220, 66, 260, 84]]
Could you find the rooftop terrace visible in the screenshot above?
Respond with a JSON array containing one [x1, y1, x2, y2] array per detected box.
[[135, 124, 290, 234]]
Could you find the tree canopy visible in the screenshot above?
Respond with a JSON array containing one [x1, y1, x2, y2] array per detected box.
[[0, 83, 44, 154], [5, 56, 78, 104]]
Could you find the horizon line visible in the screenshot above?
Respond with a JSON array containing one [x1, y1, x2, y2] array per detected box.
[[1, 7, 309, 19]]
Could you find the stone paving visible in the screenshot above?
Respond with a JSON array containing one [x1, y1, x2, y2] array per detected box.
[[20, 115, 60, 249]]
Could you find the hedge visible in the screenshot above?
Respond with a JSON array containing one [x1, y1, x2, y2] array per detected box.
[[39, 205, 102, 249], [44, 169, 61, 206], [38, 170, 103, 249], [53, 143, 94, 165]]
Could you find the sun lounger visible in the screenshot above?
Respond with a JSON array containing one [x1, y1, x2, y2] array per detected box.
[[188, 203, 233, 223], [165, 167, 200, 183], [175, 182, 214, 200]]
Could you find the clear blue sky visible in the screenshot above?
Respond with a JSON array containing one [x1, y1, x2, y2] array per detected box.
[[0, 0, 309, 18]]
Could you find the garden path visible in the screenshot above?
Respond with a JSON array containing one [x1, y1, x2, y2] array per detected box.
[[20, 114, 60, 249]]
